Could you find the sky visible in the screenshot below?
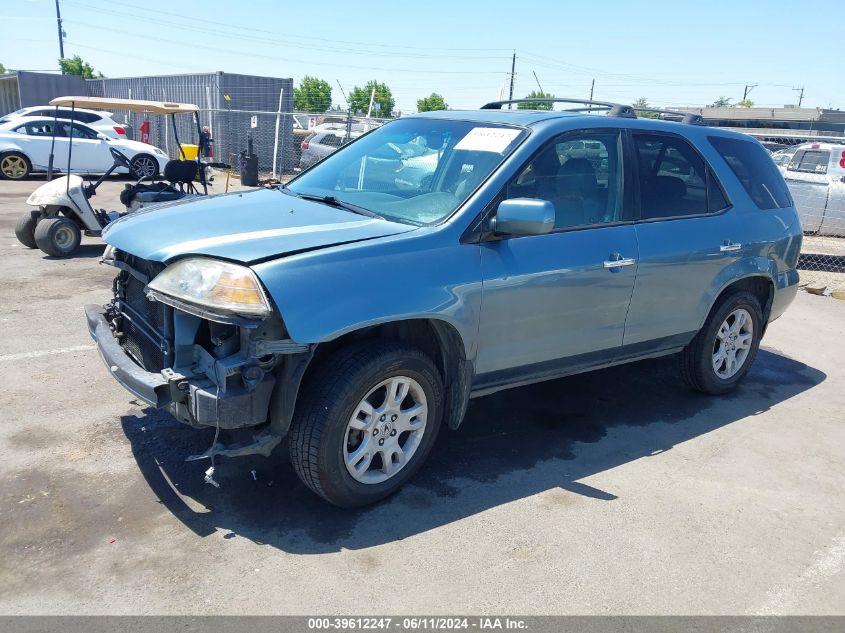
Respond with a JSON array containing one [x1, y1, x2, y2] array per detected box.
[[1, 0, 843, 114]]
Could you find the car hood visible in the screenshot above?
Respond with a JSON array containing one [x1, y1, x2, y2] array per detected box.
[[102, 188, 418, 263]]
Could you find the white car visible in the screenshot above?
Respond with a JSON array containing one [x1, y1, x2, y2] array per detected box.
[[774, 142, 845, 237], [0, 105, 128, 139], [0, 117, 168, 180]]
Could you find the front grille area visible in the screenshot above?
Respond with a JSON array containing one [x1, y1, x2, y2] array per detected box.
[[114, 254, 172, 372]]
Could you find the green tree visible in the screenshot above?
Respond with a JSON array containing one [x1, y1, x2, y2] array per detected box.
[[416, 92, 448, 112], [710, 96, 732, 108], [0, 62, 6, 75], [348, 80, 395, 117], [632, 96, 659, 118], [737, 98, 754, 108], [293, 76, 332, 113], [517, 90, 555, 110], [58, 55, 103, 79]]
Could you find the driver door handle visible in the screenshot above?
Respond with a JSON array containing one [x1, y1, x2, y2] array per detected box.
[[603, 255, 637, 269]]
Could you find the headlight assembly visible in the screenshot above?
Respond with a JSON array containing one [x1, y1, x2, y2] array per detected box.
[[147, 257, 271, 319]]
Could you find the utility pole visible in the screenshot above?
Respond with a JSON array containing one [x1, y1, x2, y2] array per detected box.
[[508, 51, 516, 109], [55, 0, 65, 68], [793, 86, 804, 107], [589, 78, 595, 101], [742, 83, 757, 101], [532, 71, 544, 94]]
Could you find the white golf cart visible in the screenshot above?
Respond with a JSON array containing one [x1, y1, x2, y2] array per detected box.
[[14, 96, 213, 257]]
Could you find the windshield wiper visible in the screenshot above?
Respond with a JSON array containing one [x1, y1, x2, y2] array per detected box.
[[295, 192, 385, 220]]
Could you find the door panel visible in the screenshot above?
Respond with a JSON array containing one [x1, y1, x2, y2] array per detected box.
[[624, 131, 744, 348], [476, 225, 638, 378], [625, 212, 742, 347]]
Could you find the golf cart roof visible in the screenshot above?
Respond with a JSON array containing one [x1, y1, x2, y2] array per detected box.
[[49, 96, 199, 114]]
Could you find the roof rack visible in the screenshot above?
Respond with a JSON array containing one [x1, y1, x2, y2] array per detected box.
[[480, 97, 704, 125], [632, 107, 704, 125], [481, 98, 636, 118]]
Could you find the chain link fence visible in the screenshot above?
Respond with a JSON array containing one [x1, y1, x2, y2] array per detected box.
[[774, 145, 845, 296], [119, 108, 390, 184]]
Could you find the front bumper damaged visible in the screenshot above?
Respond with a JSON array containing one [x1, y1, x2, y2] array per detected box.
[[85, 304, 276, 429]]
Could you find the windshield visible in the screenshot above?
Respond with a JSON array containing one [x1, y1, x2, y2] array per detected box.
[[287, 118, 527, 225]]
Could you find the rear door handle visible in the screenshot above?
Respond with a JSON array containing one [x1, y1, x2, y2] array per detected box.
[[719, 243, 742, 252], [603, 256, 637, 269]]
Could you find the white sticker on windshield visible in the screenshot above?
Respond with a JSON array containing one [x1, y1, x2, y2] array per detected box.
[[454, 127, 521, 153]]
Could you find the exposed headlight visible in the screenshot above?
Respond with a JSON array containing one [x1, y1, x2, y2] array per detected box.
[[101, 244, 117, 265], [147, 257, 271, 318]]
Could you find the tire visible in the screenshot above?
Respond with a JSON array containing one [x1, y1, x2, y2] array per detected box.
[[0, 152, 32, 180], [129, 154, 159, 179], [33, 216, 82, 257], [289, 340, 444, 508], [679, 290, 763, 395], [14, 211, 39, 249]]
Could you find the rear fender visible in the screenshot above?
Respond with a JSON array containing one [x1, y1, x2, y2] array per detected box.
[[697, 256, 777, 331]]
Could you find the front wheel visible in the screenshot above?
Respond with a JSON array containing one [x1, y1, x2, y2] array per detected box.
[[33, 216, 82, 257], [288, 340, 444, 508], [679, 290, 763, 395], [15, 211, 39, 248], [129, 153, 159, 179]]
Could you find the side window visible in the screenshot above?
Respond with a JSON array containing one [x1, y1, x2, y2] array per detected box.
[[321, 134, 342, 147], [58, 122, 98, 139], [78, 111, 101, 123], [20, 121, 59, 136], [506, 130, 623, 229], [709, 136, 792, 210], [633, 133, 711, 218]]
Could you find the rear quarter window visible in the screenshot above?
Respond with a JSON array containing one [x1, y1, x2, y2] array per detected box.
[[708, 136, 792, 210]]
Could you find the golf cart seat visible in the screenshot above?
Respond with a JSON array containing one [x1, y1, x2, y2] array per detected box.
[[120, 159, 199, 208]]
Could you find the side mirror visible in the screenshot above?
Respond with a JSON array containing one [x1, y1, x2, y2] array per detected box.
[[493, 198, 555, 236], [97, 133, 109, 141]]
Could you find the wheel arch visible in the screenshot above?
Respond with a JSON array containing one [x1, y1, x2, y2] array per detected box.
[[702, 273, 775, 332], [269, 317, 472, 439]]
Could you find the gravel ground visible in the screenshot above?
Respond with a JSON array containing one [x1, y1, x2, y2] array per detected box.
[[0, 177, 843, 615]]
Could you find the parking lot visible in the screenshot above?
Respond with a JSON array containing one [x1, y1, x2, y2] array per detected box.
[[0, 177, 843, 615]]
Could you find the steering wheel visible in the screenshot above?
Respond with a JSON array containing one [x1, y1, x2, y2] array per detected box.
[[109, 147, 138, 177]]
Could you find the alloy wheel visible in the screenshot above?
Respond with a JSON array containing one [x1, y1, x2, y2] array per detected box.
[[712, 308, 754, 379], [1, 155, 27, 179], [343, 376, 428, 484], [131, 156, 157, 178]]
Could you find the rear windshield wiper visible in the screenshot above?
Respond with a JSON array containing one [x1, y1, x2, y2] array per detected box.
[[277, 187, 384, 220]]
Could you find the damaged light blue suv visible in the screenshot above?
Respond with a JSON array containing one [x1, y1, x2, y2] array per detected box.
[[86, 98, 801, 507]]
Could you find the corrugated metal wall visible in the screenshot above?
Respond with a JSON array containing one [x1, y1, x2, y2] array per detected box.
[[0, 76, 19, 117], [0, 72, 87, 117], [87, 72, 294, 171], [17, 71, 86, 108]]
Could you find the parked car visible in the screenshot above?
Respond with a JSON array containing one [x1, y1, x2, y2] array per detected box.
[[759, 141, 789, 153], [775, 142, 845, 237], [299, 130, 360, 169], [0, 117, 168, 179], [86, 101, 801, 508], [0, 105, 127, 139]]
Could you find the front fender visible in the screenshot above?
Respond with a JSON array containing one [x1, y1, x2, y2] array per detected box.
[[252, 229, 482, 359]]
